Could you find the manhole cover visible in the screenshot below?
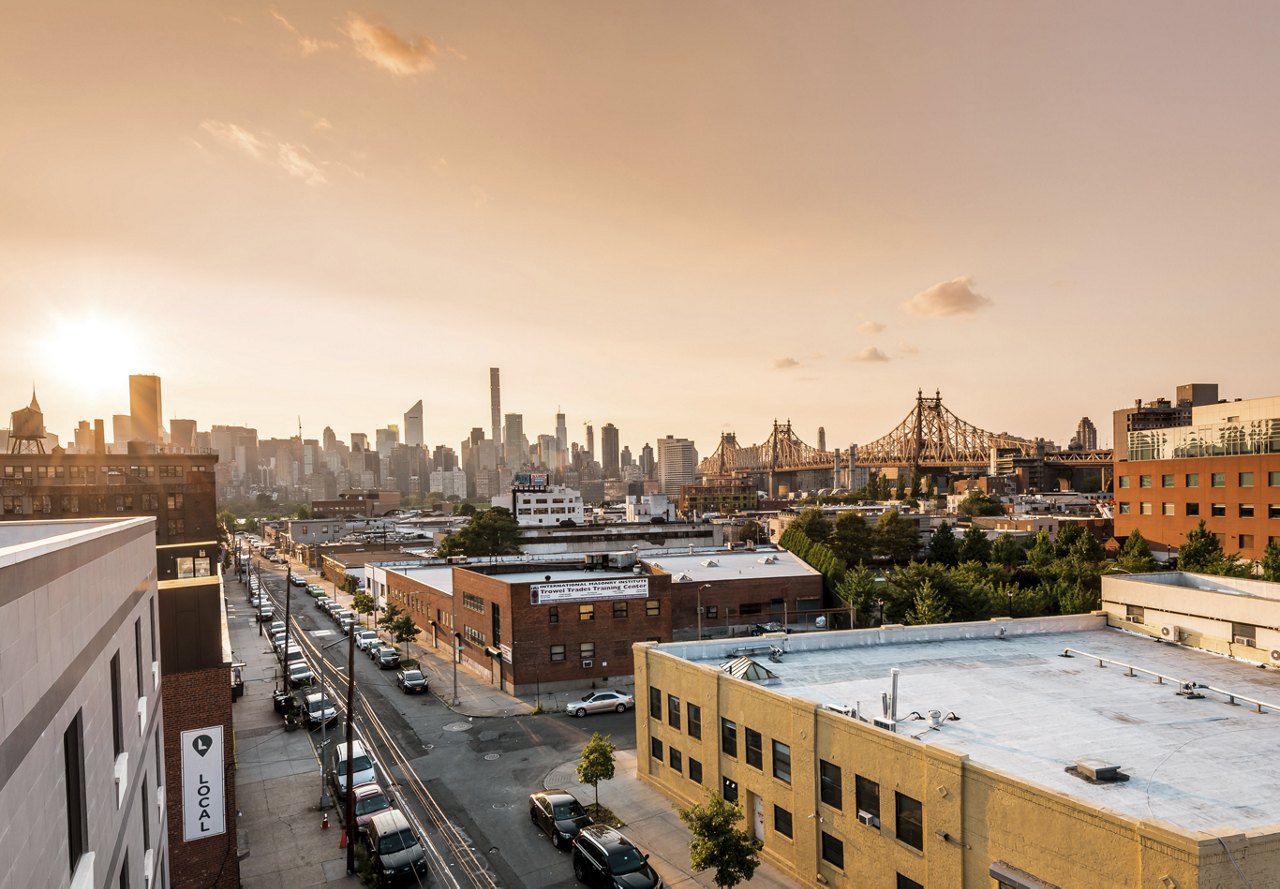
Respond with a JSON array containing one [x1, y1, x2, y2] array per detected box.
[[443, 722, 473, 732], [492, 802, 510, 809], [484, 753, 501, 761]]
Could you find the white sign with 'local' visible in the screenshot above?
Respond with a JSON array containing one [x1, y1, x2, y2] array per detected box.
[[181, 726, 226, 841]]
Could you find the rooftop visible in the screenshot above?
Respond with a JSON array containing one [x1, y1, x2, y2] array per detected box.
[[667, 617, 1280, 834], [383, 564, 455, 593], [0, 517, 151, 567], [642, 548, 818, 583]]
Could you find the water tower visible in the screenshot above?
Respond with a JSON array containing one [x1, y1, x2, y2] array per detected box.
[[9, 388, 46, 454]]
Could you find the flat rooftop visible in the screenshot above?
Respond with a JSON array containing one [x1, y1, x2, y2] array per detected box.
[[493, 567, 639, 584], [675, 619, 1280, 833], [643, 549, 818, 583], [0, 517, 152, 566], [385, 565, 455, 593]]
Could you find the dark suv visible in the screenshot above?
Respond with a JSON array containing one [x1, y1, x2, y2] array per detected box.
[[572, 824, 663, 888]]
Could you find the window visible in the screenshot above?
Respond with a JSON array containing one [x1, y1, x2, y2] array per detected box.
[[1186, 502, 1200, 516], [1212, 503, 1227, 517], [111, 652, 124, 757], [1270, 505, 1280, 519], [65, 711, 88, 875], [463, 626, 486, 646], [579, 603, 594, 622], [820, 760, 842, 809], [745, 728, 763, 768], [687, 703, 701, 739], [549, 644, 566, 663], [721, 718, 737, 757], [820, 831, 844, 869], [1162, 502, 1175, 516], [897, 876, 923, 889], [772, 740, 791, 784], [462, 593, 485, 614], [774, 805, 793, 839], [140, 493, 159, 511], [612, 600, 628, 619], [689, 758, 702, 785], [166, 519, 185, 536], [669, 747, 682, 773], [667, 695, 681, 729], [1240, 534, 1255, 549], [1240, 472, 1255, 487], [1118, 503, 1131, 515], [548, 606, 559, 625], [895, 792, 924, 850], [739, 603, 762, 616], [705, 605, 718, 619], [1139, 475, 1152, 488], [650, 737, 663, 761], [1186, 473, 1200, 487], [1161, 474, 1175, 487], [1126, 605, 1145, 624], [134, 619, 144, 697], [1212, 472, 1226, 487], [1270, 471, 1280, 487], [141, 777, 151, 850], [1119, 476, 1130, 489], [579, 642, 595, 660], [1240, 504, 1255, 518], [646, 600, 661, 617], [722, 776, 738, 804], [856, 775, 880, 822], [1139, 502, 1153, 515], [649, 687, 662, 720], [149, 597, 157, 662]]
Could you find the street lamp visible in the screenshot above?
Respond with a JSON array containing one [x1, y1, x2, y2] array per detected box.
[[696, 584, 711, 641], [451, 632, 463, 706]]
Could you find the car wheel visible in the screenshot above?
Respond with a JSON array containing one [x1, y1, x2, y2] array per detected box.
[[573, 858, 589, 883], [574, 708, 587, 718], [615, 703, 626, 712]]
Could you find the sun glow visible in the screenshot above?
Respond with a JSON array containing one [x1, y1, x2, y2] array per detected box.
[[39, 310, 145, 394]]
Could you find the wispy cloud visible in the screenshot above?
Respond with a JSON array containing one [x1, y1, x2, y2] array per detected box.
[[773, 357, 800, 370], [199, 120, 341, 186], [270, 8, 340, 55], [851, 347, 890, 363], [344, 13, 437, 76], [903, 276, 991, 317], [857, 321, 885, 335]]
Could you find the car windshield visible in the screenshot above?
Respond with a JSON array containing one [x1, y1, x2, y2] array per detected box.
[[579, 693, 594, 702], [553, 801, 586, 820], [607, 846, 647, 874], [290, 665, 309, 675], [379, 827, 418, 854], [348, 754, 372, 772], [308, 697, 331, 713], [403, 671, 422, 681], [355, 793, 389, 816]]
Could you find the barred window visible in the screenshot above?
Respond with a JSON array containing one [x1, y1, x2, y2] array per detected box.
[[463, 593, 485, 614]]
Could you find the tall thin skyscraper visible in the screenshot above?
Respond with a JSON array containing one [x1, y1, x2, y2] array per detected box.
[[128, 374, 163, 444], [817, 426, 826, 452], [585, 424, 595, 461], [112, 414, 132, 448], [404, 400, 424, 448], [555, 412, 567, 468], [504, 413, 525, 467], [601, 423, 620, 478], [489, 368, 502, 451]]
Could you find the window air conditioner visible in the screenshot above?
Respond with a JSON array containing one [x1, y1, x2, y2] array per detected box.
[[581, 659, 594, 669], [1159, 625, 1180, 642], [1233, 635, 1255, 647], [857, 810, 880, 828]]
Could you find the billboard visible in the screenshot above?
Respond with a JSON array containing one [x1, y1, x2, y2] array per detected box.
[[181, 726, 226, 841], [531, 576, 650, 604], [513, 472, 550, 488]]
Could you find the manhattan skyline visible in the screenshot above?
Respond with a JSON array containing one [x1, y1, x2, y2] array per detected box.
[[4, 3, 1277, 449]]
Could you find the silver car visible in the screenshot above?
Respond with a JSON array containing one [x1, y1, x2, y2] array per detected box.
[[566, 690, 635, 718]]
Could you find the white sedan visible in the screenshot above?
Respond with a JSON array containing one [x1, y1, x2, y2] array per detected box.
[[565, 690, 635, 718]]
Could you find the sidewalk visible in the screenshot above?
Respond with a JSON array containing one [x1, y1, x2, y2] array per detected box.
[[229, 570, 360, 888]]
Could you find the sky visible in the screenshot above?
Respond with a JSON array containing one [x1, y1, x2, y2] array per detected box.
[[3, 2, 1278, 457]]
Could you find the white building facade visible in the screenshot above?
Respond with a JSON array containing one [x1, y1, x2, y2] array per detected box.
[[492, 484, 585, 526]]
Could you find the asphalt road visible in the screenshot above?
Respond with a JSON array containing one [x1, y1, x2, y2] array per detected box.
[[250, 558, 638, 889]]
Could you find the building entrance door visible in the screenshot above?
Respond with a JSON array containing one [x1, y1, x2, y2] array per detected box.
[[752, 793, 764, 842]]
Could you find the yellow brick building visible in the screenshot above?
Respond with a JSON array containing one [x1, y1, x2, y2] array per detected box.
[[634, 602, 1280, 888]]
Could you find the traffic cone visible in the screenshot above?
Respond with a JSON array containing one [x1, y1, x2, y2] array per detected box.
[[321, 813, 329, 830], [339, 830, 347, 850]]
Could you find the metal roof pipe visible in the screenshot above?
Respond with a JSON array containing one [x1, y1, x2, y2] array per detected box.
[[890, 668, 900, 723]]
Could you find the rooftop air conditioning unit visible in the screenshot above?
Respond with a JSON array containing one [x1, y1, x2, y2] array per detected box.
[[1233, 635, 1255, 648], [872, 717, 897, 734], [857, 810, 880, 828], [1271, 649, 1280, 663], [581, 659, 594, 669], [1159, 625, 1181, 642]]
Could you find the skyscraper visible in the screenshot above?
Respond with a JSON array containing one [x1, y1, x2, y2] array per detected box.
[[490, 368, 502, 451], [128, 374, 163, 444], [169, 418, 197, 450], [404, 400, 424, 448], [657, 435, 698, 497], [817, 426, 826, 452], [504, 413, 525, 467], [640, 443, 655, 478], [1074, 416, 1098, 450], [556, 412, 568, 468], [376, 425, 399, 458], [601, 423, 620, 478], [111, 414, 132, 448], [585, 424, 595, 461]]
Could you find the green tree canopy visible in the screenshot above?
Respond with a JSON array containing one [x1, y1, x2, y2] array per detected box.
[[677, 793, 763, 889], [834, 562, 878, 626], [1178, 520, 1225, 573], [905, 578, 952, 626], [927, 521, 960, 567], [1263, 540, 1280, 582], [352, 591, 376, 626], [958, 524, 993, 564], [791, 508, 832, 545], [1115, 530, 1158, 574], [873, 509, 920, 564], [437, 507, 522, 557], [957, 491, 1005, 517], [829, 512, 873, 565], [378, 602, 403, 635], [576, 732, 617, 811], [990, 532, 1025, 568], [391, 614, 421, 655], [738, 520, 767, 545]]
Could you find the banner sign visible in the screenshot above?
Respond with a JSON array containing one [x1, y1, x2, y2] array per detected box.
[[181, 726, 226, 841], [513, 472, 550, 488], [531, 576, 650, 604]]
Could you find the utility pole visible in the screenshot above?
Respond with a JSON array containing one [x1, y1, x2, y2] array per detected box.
[[345, 625, 356, 874], [452, 632, 462, 705]]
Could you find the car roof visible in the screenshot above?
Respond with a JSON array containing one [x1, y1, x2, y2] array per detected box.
[[579, 824, 631, 849], [368, 809, 411, 833], [535, 789, 576, 803], [352, 782, 384, 798]]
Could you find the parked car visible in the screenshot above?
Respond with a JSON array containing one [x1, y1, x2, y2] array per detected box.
[[750, 621, 791, 636], [300, 691, 337, 728], [571, 824, 663, 888], [269, 620, 286, 637], [355, 630, 380, 651], [351, 782, 393, 833], [287, 661, 314, 688], [396, 669, 427, 694], [248, 594, 264, 608], [566, 690, 634, 718], [377, 648, 401, 670], [330, 740, 377, 799], [529, 789, 592, 849], [271, 632, 289, 653], [367, 643, 386, 661], [306, 583, 325, 597], [365, 810, 428, 886], [339, 616, 356, 636], [315, 596, 331, 611], [290, 574, 307, 588], [257, 604, 276, 621]]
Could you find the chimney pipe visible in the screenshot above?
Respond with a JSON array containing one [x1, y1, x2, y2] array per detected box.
[[890, 668, 900, 723]]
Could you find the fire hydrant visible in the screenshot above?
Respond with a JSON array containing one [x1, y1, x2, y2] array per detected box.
[[321, 813, 329, 830]]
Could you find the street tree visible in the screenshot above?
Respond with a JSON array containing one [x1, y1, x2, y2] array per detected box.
[[343, 575, 359, 596], [1115, 530, 1158, 574], [834, 562, 877, 626], [1263, 540, 1280, 582], [905, 578, 952, 626], [738, 520, 767, 545], [957, 491, 1005, 517], [677, 793, 763, 889], [378, 602, 404, 636], [791, 508, 832, 545], [990, 532, 1024, 567], [829, 512, 873, 565], [1178, 521, 1226, 573], [577, 732, 617, 812], [873, 509, 919, 564], [391, 614, 421, 657], [927, 521, 960, 567], [958, 524, 992, 564], [437, 507, 521, 557], [352, 591, 376, 626]]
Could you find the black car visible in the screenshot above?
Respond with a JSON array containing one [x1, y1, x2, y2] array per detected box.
[[749, 621, 791, 636], [572, 824, 663, 888], [529, 789, 592, 850]]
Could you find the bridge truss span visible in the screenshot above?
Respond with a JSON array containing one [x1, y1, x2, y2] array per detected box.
[[854, 389, 1037, 469]]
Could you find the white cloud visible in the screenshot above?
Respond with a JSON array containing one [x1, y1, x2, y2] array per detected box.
[[851, 347, 890, 363], [199, 120, 343, 186], [903, 276, 991, 317], [276, 143, 326, 186], [858, 321, 885, 335], [199, 120, 267, 159], [344, 13, 437, 76], [269, 8, 339, 55]]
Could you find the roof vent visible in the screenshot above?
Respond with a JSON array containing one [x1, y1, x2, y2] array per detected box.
[[701, 559, 719, 568], [674, 572, 693, 582], [757, 555, 777, 564], [1070, 758, 1129, 784]]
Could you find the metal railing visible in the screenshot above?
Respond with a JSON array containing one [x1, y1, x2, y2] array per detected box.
[[1060, 647, 1278, 714]]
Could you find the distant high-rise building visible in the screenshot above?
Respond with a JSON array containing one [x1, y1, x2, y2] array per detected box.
[[351, 432, 369, 453], [621, 445, 633, 468], [657, 435, 698, 496], [601, 423, 620, 478], [129, 374, 163, 443], [817, 426, 826, 452], [111, 413, 132, 448], [169, 418, 197, 450], [322, 426, 338, 452], [585, 425, 595, 461], [73, 420, 94, 452], [376, 425, 399, 458], [490, 368, 502, 450], [432, 445, 458, 472], [640, 443, 655, 478], [504, 413, 525, 467], [555, 412, 568, 468], [1073, 417, 1098, 450], [1112, 383, 1218, 460], [404, 400, 424, 448]]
